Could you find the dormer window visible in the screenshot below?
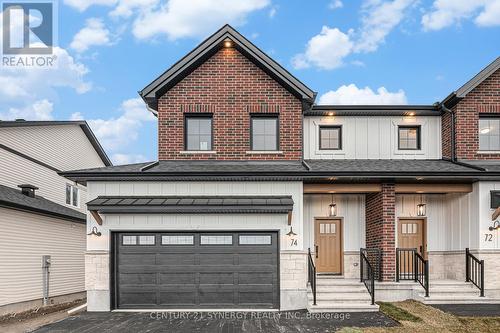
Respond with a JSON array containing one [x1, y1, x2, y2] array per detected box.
[[185, 114, 213, 151], [398, 126, 421, 150]]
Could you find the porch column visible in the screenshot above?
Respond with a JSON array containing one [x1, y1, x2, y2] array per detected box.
[[365, 183, 396, 281]]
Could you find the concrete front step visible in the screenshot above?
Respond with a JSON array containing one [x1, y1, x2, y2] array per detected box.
[[419, 296, 500, 304], [315, 286, 368, 293], [308, 293, 372, 302], [307, 302, 379, 313]]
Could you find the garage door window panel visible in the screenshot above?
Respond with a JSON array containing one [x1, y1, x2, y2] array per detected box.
[[200, 235, 233, 245], [161, 235, 194, 245]]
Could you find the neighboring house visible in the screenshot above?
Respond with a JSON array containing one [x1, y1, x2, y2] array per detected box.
[[62, 25, 500, 313], [0, 120, 111, 315]]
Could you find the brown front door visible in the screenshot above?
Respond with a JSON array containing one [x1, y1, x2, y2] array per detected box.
[[397, 219, 426, 274], [314, 219, 342, 274]]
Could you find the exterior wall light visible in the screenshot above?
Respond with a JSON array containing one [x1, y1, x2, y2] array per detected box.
[[329, 194, 337, 217], [87, 226, 102, 237], [489, 220, 500, 231], [417, 194, 426, 216], [286, 225, 297, 237], [223, 39, 233, 48]]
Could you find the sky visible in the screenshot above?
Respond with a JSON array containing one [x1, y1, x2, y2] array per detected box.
[[0, 0, 499, 165]]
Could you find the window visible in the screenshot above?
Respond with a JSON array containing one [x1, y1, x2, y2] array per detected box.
[[479, 117, 500, 151], [239, 235, 271, 245], [66, 184, 79, 207], [200, 235, 233, 245], [319, 126, 342, 150], [251, 115, 278, 151], [122, 235, 156, 245], [185, 114, 212, 151], [398, 126, 421, 150], [162, 235, 194, 245]]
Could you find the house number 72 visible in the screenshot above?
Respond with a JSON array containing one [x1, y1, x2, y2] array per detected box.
[[484, 233, 493, 242]]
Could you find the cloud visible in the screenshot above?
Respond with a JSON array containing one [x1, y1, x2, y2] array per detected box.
[[86, 97, 155, 152], [292, 26, 353, 70], [354, 0, 415, 53], [111, 153, 149, 165], [0, 99, 54, 120], [64, 0, 117, 12], [318, 84, 407, 105], [70, 18, 112, 53], [132, 0, 270, 40], [329, 0, 343, 9], [422, 0, 500, 31], [293, 0, 415, 70], [110, 0, 160, 18]]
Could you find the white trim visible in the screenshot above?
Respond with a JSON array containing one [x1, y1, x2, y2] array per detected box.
[[179, 150, 217, 154], [245, 151, 283, 154], [312, 120, 347, 156], [477, 151, 500, 154]]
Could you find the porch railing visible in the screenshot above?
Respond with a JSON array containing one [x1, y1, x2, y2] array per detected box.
[[360, 247, 382, 281], [396, 248, 429, 297], [465, 248, 484, 297], [307, 248, 317, 305], [360, 249, 375, 304]]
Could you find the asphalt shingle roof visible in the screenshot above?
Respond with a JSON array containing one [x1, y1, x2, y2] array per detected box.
[[87, 195, 294, 214], [0, 184, 86, 222]]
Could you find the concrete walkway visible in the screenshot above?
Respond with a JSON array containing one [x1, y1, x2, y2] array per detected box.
[[35, 310, 397, 332], [432, 304, 500, 317]]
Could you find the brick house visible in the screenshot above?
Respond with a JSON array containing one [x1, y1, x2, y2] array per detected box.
[[63, 25, 500, 312]]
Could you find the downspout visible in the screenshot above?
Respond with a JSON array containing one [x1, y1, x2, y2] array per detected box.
[[439, 102, 456, 162]]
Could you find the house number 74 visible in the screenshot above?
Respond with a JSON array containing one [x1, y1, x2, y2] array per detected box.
[[290, 239, 298, 246]]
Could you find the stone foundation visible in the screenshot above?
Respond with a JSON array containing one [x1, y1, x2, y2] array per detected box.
[[343, 251, 360, 279], [428, 251, 465, 281], [280, 251, 308, 310], [85, 251, 110, 312]]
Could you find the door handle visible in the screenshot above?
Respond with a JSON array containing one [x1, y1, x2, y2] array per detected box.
[[419, 245, 423, 254], [315, 245, 318, 258]]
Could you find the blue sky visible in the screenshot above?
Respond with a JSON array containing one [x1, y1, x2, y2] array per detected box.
[[0, 0, 499, 165]]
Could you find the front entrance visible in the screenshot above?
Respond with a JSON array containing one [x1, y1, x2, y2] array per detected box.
[[397, 218, 426, 255], [314, 218, 343, 274]]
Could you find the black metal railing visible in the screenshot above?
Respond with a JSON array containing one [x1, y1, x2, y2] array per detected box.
[[307, 248, 317, 305], [396, 248, 429, 297], [465, 248, 484, 297], [361, 247, 382, 281], [360, 249, 375, 304]]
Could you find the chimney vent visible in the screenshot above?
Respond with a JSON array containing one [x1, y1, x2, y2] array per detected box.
[[18, 184, 39, 198]]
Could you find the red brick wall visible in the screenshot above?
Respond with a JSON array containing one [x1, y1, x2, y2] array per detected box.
[[453, 69, 500, 160], [157, 47, 303, 160], [365, 183, 396, 281]]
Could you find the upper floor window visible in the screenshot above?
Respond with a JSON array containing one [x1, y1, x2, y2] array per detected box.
[[479, 117, 500, 151], [66, 184, 79, 207], [251, 115, 278, 151], [319, 126, 342, 150], [398, 126, 421, 150], [185, 114, 212, 151]]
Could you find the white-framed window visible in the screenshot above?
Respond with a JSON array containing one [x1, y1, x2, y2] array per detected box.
[[479, 117, 500, 151], [66, 184, 79, 207]]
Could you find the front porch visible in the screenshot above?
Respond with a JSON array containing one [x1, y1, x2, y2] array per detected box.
[[302, 182, 499, 311]]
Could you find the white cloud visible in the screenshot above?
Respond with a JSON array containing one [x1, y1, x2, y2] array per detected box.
[[86, 97, 155, 152], [0, 99, 54, 120], [292, 26, 353, 70], [422, 0, 500, 31], [354, 0, 415, 52], [112, 153, 149, 165], [132, 0, 270, 40], [318, 84, 407, 105], [110, 0, 160, 18], [70, 18, 112, 53], [268, 6, 277, 18], [70, 112, 84, 120], [329, 0, 343, 9], [64, 0, 117, 12]]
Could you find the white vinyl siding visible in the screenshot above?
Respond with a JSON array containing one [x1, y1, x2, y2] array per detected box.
[[0, 125, 106, 170], [0, 148, 87, 212], [0, 207, 85, 307], [304, 116, 442, 159]]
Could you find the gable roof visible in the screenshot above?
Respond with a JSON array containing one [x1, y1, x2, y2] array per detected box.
[[139, 24, 316, 112], [0, 120, 112, 166], [0, 184, 86, 222], [443, 56, 500, 108]]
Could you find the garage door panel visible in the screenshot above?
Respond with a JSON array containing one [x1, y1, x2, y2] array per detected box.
[[115, 231, 279, 309]]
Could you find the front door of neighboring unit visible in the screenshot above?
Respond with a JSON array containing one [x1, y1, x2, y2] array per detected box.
[[113, 231, 279, 310], [314, 219, 342, 274], [397, 219, 426, 274]]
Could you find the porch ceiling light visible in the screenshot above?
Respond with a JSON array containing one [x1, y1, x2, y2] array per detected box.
[[329, 194, 337, 217], [417, 194, 426, 217], [489, 220, 500, 231], [87, 226, 102, 237]]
